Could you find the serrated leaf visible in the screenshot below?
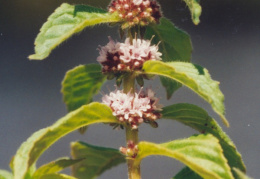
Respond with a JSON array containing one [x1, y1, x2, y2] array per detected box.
[[32, 158, 83, 179], [29, 3, 120, 60], [39, 173, 76, 179], [183, 0, 202, 25], [136, 134, 233, 179], [12, 103, 118, 179], [71, 141, 126, 179], [232, 168, 252, 179], [0, 170, 13, 179], [162, 103, 246, 176], [145, 18, 192, 62], [142, 61, 229, 127], [61, 64, 106, 112], [144, 18, 192, 98], [173, 167, 202, 179]]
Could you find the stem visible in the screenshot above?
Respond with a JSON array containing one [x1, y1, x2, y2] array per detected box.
[[123, 72, 136, 94], [125, 126, 141, 179], [123, 72, 141, 179]]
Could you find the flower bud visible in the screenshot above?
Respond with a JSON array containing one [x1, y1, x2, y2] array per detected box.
[[108, 0, 162, 29]]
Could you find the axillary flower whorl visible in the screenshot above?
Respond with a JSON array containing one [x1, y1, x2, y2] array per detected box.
[[108, 0, 162, 28], [97, 37, 162, 73], [102, 88, 162, 129]]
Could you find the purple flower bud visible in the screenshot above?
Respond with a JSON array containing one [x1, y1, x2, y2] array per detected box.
[[108, 0, 162, 28]]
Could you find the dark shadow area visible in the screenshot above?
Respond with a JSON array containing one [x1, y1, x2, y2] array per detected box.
[[74, 4, 107, 17], [193, 64, 205, 75]]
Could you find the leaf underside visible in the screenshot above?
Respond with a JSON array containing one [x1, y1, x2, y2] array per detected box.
[[71, 141, 126, 179], [39, 173, 77, 179], [143, 61, 229, 127], [0, 170, 13, 179], [12, 103, 118, 179], [29, 3, 120, 60], [162, 103, 246, 177], [32, 157, 84, 178], [232, 168, 252, 179], [136, 134, 233, 179], [61, 64, 106, 112]]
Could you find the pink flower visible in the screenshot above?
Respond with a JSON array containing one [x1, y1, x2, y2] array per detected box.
[[97, 37, 120, 63], [102, 88, 162, 129], [108, 0, 162, 28], [120, 38, 162, 64], [97, 37, 162, 73]]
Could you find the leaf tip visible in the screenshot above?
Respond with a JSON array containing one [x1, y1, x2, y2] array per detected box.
[[222, 116, 230, 128], [28, 54, 45, 60], [192, 5, 202, 25]]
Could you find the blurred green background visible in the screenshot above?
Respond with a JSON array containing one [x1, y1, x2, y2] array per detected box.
[[0, 0, 259, 178]]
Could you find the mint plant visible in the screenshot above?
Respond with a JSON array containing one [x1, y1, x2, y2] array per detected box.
[[0, 0, 251, 179]]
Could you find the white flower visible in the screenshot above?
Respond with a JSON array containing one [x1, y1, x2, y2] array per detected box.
[[133, 0, 143, 6], [102, 88, 162, 128], [97, 37, 161, 72]]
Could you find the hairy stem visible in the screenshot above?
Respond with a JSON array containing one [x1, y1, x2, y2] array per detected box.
[[125, 126, 141, 179], [123, 72, 141, 179]]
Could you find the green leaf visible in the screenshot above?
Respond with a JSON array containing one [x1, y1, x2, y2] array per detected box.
[[174, 167, 252, 179], [12, 103, 118, 179], [144, 18, 192, 98], [162, 103, 246, 174], [29, 3, 120, 60], [136, 134, 233, 179], [80, 0, 111, 9], [32, 158, 83, 179], [145, 18, 192, 62], [232, 168, 252, 179], [39, 173, 76, 179], [61, 64, 106, 112], [173, 167, 202, 179], [160, 77, 182, 99], [25, 165, 36, 179], [71, 141, 126, 179], [142, 61, 229, 127], [0, 170, 13, 179], [183, 0, 202, 25], [9, 154, 37, 178]]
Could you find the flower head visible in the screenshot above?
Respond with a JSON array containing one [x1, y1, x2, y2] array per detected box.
[[97, 37, 162, 73], [102, 88, 162, 129], [108, 0, 162, 28]]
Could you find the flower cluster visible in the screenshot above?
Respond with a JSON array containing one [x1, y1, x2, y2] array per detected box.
[[108, 0, 162, 28], [120, 140, 138, 158], [102, 88, 162, 129], [97, 37, 162, 73]]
